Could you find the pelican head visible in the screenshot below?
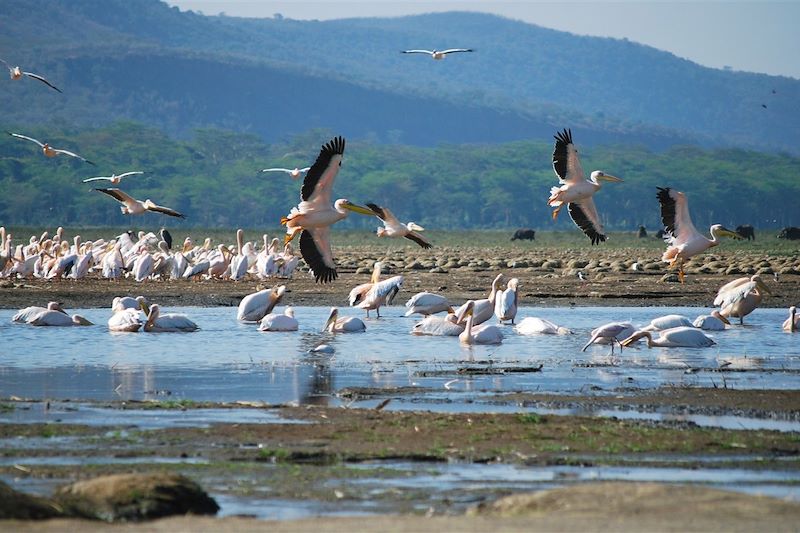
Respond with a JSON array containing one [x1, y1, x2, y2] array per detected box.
[[72, 314, 94, 326], [709, 224, 743, 240], [334, 199, 374, 216], [591, 171, 623, 183], [323, 307, 339, 332], [752, 274, 772, 295], [135, 296, 150, 315], [711, 309, 731, 325], [621, 330, 652, 348], [285, 307, 295, 318], [456, 300, 475, 324]]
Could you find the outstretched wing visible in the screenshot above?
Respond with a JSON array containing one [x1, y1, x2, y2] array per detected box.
[[261, 168, 292, 173], [405, 231, 432, 249], [568, 198, 606, 245], [440, 48, 473, 54], [301, 136, 345, 205], [299, 228, 337, 283], [8, 132, 45, 147], [402, 49, 434, 54], [83, 177, 112, 182], [552, 128, 585, 184], [95, 188, 136, 205], [657, 187, 700, 243], [146, 203, 185, 219], [54, 148, 95, 165], [366, 203, 401, 226], [23, 72, 62, 93]]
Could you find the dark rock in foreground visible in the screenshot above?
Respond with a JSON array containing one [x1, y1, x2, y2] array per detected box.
[[0, 481, 65, 520]]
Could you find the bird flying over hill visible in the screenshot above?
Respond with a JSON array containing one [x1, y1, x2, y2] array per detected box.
[[95, 188, 185, 219], [260, 167, 311, 179], [7, 132, 95, 165], [0, 58, 61, 93], [83, 171, 145, 184], [401, 49, 473, 60], [366, 203, 432, 249]]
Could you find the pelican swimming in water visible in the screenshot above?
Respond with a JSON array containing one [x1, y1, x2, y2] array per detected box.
[[0, 58, 62, 92], [642, 314, 695, 331], [144, 304, 198, 332], [404, 292, 452, 316], [12, 301, 65, 323], [656, 187, 742, 282], [281, 136, 374, 283], [29, 310, 93, 327], [401, 48, 473, 60], [237, 285, 286, 322], [582, 322, 633, 354], [784, 306, 798, 332], [108, 308, 143, 332], [82, 171, 145, 184], [494, 278, 519, 324], [7, 132, 94, 164], [621, 327, 716, 348], [547, 129, 622, 244], [95, 188, 185, 218], [411, 313, 464, 336], [365, 203, 432, 249], [453, 273, 505, 326], [693, 310, 730, 331], [515, 317, 571, 335], [322, 307, 366, 333], [261, 167, 311, 179], [713, 275, 771, 324], [258, 307, 299, 332], [458, 300, 503, 345]]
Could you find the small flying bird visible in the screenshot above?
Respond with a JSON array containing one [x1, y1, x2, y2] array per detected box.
[[0, 58, 62, 92], [548, 129, 622, 244], [366, 203, 432, 249], [260, 167, 311, 179], [7, 132, 95, 165], [95, 188, 186, 218], [401, 48, 473, 60], [82, 171, 145, 184]]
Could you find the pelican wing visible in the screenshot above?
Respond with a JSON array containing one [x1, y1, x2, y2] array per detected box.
[[568, 199, 606, 245], [715, 277, 750, 300], [96, 187, 136, 205], [83, 177, 112, 182], [299, 228, 337, 283], [146, 202, 186, 219], [439, 48, 473, 54], [368, 276, 404, 305], [53, 148, 95, 165], [552, 128, 585, 184], [301, 136, 345, 204], [116, 171, 145, 179], [402, 49, 434, 54], [405, 231, 432, 249], [366, 203, 400, 226], [0, 58, 10, 70], [8, 132, 44, 147], [657, 187, 700, 243], [714, 280, 756, 307], [23, 72, 62, 93], [261, 168, 292, 173]]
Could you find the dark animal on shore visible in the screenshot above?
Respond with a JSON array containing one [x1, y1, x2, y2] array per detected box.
[[735, 225, 755, 241], [511, 228, 536, 241], [778, 226, 800, 240], [637, 226, 647, 238]]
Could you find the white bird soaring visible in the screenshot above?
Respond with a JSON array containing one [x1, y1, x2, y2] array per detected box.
[[404, 292, 452, 316], [401, 48, 473, 60], [261, 167, 311, 179], [82, 171, 145, 184], [8, 132, 94, 165], [323, 307, 366, 333], [657, 187, 742, 282], [281, 136, 374, 283], [515, 317, 571, 335], [548, 129, 622, 244], [365, 203, 432, 249], [621, 327, 716, 348], [95, 188, 186, 218], [0, 58, 62, 92]]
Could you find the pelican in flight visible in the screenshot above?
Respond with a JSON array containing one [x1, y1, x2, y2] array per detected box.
[[784, 306, 798, 333], [713, 275, 771, 324], [83, 171, 145, 184], [366, 203, 432, 249], [0, 59, 62, 92], [323, 307, 366, 333], [281, 136, 374, 283], [547, 129, 622, 244], [458, 300, 503, 345], [401, 48, 473, 60], [7, 132, 94, 165], [657, 187, 741, 282], [261, 167, 311, 179], [621, 327, 716, 348], [95, 188, 185, 218]]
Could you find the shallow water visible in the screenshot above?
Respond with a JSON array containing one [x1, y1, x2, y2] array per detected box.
[[1, 305, 798, 407]]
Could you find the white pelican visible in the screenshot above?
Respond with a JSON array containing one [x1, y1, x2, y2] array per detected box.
[[401, 48, 473, 60], [621, 327, 716, 348], [365, 203, 432, 249], [494, 278, 519, 324], [12, 302, 65, 323], [258, 307, 299, 332], [309, 344, 335, 354], [693, 311, 730, 331], [656, 187, 741, 282], [348, 262, 403, 318], [229, 229, 249, 281], [404, 292, 452, 316], [102, 243, 124, 280], [458, 300, 503, 345], [0, 59, 62, 92], [133, 251, 155, 282], [281, 136, 374, 283], [323, 307, 366, 333], [411, 313, 464, 336], [642, 314, 694, 331], [111, 296, 147, 313], [261, 167, 310, 179], [7, 132, 94, 164], [515, 317, 571, 335], [95, 188, 185, 218], [237, 285, 286, 322], [108, 308, 143, 332], [144, 304, 198, 332], [713, 275, 771, 325], [82, 171, 145, 184], [582, 322, 632, 354], [784, 306, 798, 333], [30, 310, 93, 327], [453, 273, 505, 326], [548, 129, 622, 244]]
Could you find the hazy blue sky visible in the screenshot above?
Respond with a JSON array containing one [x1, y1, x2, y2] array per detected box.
[[167, 1, 799, 79]]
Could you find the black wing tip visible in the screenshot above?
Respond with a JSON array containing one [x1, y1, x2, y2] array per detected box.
[[553, 128, 573, 145], [322, 135, 346, 156], [314, 267, 338, 283]]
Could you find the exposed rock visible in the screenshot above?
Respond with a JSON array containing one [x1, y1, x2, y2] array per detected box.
[[659, 273, 681, 283], [0, 480, 65, 520]]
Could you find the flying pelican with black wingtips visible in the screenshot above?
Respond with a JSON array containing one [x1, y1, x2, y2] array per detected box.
[[547, 129, 622, 244], [261, 166, 311, 179], [656, 187, 742, 282], [95, 188, 185, 218], [401, 48, 473, 60], [0, 58, 62, 92], [366, 203, 432, 249], [281, 136, 374, 283], [7, 132, 94, 165]]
